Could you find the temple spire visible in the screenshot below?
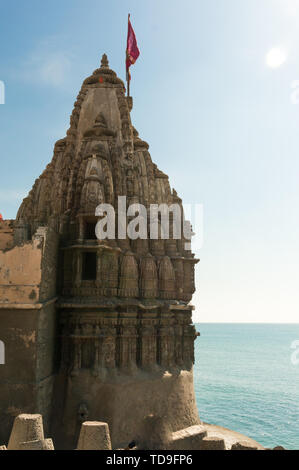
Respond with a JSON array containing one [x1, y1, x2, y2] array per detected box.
[[101, 53, 109, 69]]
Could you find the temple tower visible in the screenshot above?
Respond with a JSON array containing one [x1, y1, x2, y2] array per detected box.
[[1, 55, 200, 449]]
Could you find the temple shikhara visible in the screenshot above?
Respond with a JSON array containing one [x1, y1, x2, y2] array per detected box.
[[0, 55, 202, 449], [0, 54, 274, 451]]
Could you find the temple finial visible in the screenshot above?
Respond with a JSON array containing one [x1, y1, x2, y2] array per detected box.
[[101, 53, 109, 68]]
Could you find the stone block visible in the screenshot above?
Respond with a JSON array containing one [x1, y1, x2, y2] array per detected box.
[[77, 421, 112, 450], [200, 436, 226, 450], [231, 440, 258, 451], [170, 425, 207, 450], [8, 414, 44, 450], [19, 439, 54, 450]]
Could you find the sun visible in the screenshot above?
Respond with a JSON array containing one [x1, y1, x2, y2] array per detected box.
[[266, 48, 287, 69]]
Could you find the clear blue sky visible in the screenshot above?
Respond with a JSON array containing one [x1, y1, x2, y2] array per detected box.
[[0, 0, 299, 323]]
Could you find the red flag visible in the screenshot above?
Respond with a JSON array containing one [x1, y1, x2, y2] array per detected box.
[[126, 14, 140, 81]]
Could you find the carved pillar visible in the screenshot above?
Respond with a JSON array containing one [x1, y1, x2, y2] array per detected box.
[[140, 254, 158, 299], [102, 326, 117, 376], [158, 325, 175, 369], [172, 258, 185, 301], [140, 323, 157, 371], [97, 249, 119, 296], [183, 324, 196, 370], [92, 323, 105, 379], [165, 218, 178, 257], [174, 323, 183, 367], [74, 251, 83, 288], [119, 321, 138, 374], [158, 256, 176, 299], [78, 216, 85, 241], [183, 259, 197, 302], [71, 323, 82, 377], [118, 251, 139, 297]]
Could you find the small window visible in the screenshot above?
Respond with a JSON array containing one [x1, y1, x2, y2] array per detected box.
[[85, 222, 97, 240], [82, 252, 97, 280]]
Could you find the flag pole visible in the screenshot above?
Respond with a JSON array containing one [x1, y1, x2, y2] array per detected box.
[[126, 14, 130, 97], [127, 71, 130, 97]]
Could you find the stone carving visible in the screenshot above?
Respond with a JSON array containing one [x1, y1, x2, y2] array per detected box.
[[158, 256, 176, 299], [13, 55, 199, 378], [140, 253, 158, 298], [118, 251, 139, 297], [1, 54, 200, 448]]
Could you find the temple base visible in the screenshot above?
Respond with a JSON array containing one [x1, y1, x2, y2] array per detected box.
[[51, 368, 200, 450]]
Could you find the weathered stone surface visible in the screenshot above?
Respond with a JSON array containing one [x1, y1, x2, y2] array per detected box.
[[77, 421, 112, 450], [0, 54, 200, 449], [170, 425, 207, 450], [0, 220, 14, 250], [231, 440, 258, 451], [199, 436, 226, 450], [203, 423, 264, 450], [19, 439, 54, 450], [139, 415, 171, 450], [8, 414, 44, 450]]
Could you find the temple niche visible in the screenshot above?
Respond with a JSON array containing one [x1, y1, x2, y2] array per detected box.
[[0, 54, 200, 449]]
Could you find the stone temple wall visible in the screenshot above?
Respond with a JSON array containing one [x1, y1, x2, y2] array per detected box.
[[0, 226, 59, 443], [0, 54, 201, 449], [0, 220, 14, 251]]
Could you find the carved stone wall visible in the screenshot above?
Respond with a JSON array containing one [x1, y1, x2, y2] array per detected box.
[[2, 54, 201, 448], [58, 306, 196, 378]]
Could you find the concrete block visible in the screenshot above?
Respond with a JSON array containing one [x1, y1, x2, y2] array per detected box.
[[8, 414, 44, 450], [19, 439, 54, 450], [200, 436, 226, 450], [170, 425, 207, 450], [77, 421, 112, 450], [231, 440, 258, 451]]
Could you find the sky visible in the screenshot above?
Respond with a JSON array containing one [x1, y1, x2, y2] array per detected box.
[[0, 0, 299, 323]]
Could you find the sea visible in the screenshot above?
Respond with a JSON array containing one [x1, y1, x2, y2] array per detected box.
[[193, 323, 299, 450]]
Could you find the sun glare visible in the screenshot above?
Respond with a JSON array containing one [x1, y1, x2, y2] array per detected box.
[[266, 48, 287, 69]]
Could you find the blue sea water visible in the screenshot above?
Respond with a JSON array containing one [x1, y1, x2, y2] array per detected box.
[[193, 323, 299, 450]]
